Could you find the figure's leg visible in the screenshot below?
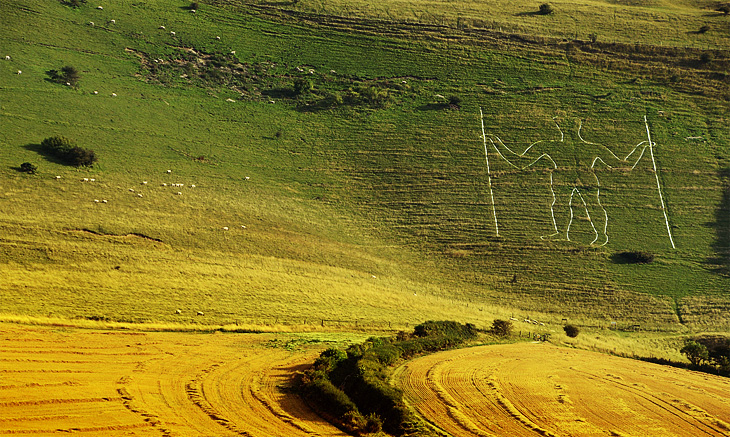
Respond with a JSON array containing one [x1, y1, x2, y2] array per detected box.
[[583, 185, 609, 246], [541, 175, 572, 241]]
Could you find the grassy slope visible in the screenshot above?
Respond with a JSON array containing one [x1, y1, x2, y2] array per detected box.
[[0, 0, 728, 330]]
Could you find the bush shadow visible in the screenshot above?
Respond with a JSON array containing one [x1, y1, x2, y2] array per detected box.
[[707, 167, 730, 275], [22, 143, 66, 165]]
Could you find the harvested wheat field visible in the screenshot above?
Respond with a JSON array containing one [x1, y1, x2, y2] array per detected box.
[[394, 343, 730, 437], [0, 323, 348, 436]]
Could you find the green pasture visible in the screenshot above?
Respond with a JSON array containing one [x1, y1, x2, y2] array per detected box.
[[0, 0, 728, 331]]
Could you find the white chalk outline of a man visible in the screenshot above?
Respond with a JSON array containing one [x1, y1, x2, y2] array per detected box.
[[480, 110, 673, 248]]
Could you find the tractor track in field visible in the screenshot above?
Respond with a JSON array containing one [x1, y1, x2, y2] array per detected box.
[[0, 323, 348, 436], [395, 343, 730, 437]]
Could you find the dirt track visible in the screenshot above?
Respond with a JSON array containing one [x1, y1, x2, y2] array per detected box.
[[394, 342, 730, 437], [0, 323, 348, 436]]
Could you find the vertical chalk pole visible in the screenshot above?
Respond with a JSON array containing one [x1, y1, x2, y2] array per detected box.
[[480, 107, 499, 236], [644, 115, 675, 249]]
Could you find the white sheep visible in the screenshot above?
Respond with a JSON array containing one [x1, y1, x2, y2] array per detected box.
[[129, 188, 135, 192], [110, 19, 115, 24], [137, 193, 143, 198], [196, 311, 204, 316], [94, 199, 99, 203], [111, 93, 117, 97], [89, 22, 94, 26], [83, 178, 89, 182], [241, 225, 246, 229], [190, 184, 195, 188], [16, 70, 21, 74], [176, 191, 182, 195], [244, 176, 250, 180], [66, 82, 71, 86], [190, 9, 196, 13], [166, 169, 171, 173], [170, 31, 176, 36], [4, 55, 10, 60], [161, 183, 167, 187], [230, 50, 236, 55], [55, 175, 61, 179], [102, 199, 108, 203], [215, 36, 221, 40], [159, 25, 166, 29], [93, 91, 98, 95], [226, 98, 235, 102], [90, 178, 95, 182], [141, 181, 147, 185], [97, 5, 103, 9], [175, 309, 182, 314], [223, 226, 229, 231]]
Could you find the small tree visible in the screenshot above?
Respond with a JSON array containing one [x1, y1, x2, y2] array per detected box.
[[40, 136, 97, 167], [563, 324, 580, 338], [489, 319, 513, 337], [48, 65, 81, 87], [538, 3, 554, 15], [681, 341, 709, 367], [19, 162, 37, 174]]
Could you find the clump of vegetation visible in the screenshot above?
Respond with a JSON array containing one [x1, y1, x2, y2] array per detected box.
[[19, 162, 37, 174], [698, 25, 711, 34], [300, 321, 478, 436], [47, 66, 81, 87], [40, 136, 97, 167], [613, 250, 655, 264], [61, 0, 86, 8], [680, 336, 730, 374], [717, 4, 730, 15], [538, 3, 554, 15], [489, 319, 513, 337], [563, 324, 580, 338]]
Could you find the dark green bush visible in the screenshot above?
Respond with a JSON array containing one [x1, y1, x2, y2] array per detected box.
[[19, 162, 37, 174], [40, 136, 97, 167], [48, 66, 81, 87], [563, 324, 580, 338], [538, 3, 554, 15], [614, 250, 654, 264], [698, 25, 711, 34], [489, 319, 513, 337]]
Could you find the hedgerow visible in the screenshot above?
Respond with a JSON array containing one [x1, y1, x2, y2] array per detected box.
[[299, 321, 478, 436]]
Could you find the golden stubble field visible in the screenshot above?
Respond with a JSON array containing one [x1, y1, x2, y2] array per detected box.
[[0, 323, 349, 436], [394, 343, 730, 437]]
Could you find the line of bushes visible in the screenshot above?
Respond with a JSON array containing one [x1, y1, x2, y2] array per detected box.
[[299, 321, 478, 436], [40, 136, 97, 167]]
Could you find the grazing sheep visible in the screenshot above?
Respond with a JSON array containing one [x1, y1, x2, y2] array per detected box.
[[94, 199, 99, 203], [129, 188, 135, 192], [215, 36, 220, 40], [296, 67, 303, 72], [16, 70, 21, 74], [222, 227, 229, 231], [401, 80, 407, 84], [4, 55, 10, 60], [102, 199, 108, 203], [170, 31, 176, 36], [83, 178, 89, 182], [137, 193, 143, 197], [161, 183, 167, 187], [241, 225, 246, 229], [176, 191, 182, 195], [111, 93, 117, 97], [190, 184, 195, 188], [90, 178, 95, 182], [89, 22, 94, 26], [66, 82, 71, 86], [55, 175, 61, 179], [97, 5, 103, 9], [166, 169, 172, 173], [226, 98, 235, 102], [110, 19, 115, 24], [197, 311, 204, 316], [141, 181, 147, 185], [159, 25, 166, 29], [509, 317, 518, 321], [244, 176, 250, 180], [308, 69, 315, 74], [175, 309, 182, 314], [190, 9, 196, 13], [230, 50, 236, 55], [93, 91, 98, 95]]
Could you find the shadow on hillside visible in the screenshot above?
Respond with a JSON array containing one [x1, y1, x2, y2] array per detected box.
[[707, 167, 730, 275], [515, 11, 542, 17], [22, 143, 66, 165]]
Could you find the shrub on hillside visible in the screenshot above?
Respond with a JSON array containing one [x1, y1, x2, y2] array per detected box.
[[613, 250, 654, 264], [40, 136, 97, 167], [538, 3, 554, 15], [680, 340, 709, 367], [19, 162, 37, 174], [563, 324, 580, 338], [489, 319, 513, 337], [47, 66, 81, 87], [717, 4, 730, 15]]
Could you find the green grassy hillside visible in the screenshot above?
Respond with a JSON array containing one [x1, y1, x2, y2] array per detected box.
[[1, 0, 728, 330]]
